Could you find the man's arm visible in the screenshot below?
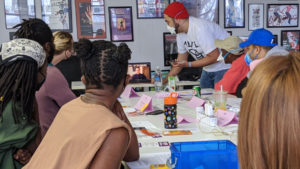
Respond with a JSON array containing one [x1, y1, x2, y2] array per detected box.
[[163, 52, 189, 84], [175, 48, 220, 68]]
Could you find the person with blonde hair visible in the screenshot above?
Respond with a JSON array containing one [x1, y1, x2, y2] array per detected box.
[[51, 31, 73, 65], [36, 31, 76, 137], [53, 31, 82, 96], [238, 52, 300, 169]]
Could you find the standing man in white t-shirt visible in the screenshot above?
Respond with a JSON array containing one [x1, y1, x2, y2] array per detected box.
[[163, 2, 231, 88]]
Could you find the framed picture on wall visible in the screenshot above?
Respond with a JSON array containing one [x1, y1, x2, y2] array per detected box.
[[136, 0, 170, 19], [109, 7, 134, 42], [175, 0, 219, 23], [4, 0, 36, 29], [163, 32, 178, 66], [41, 0, 73, 32], [224, 0, 245, 28], [281, 30, 300, 51], [267, 4, 299, 28], [248, 4, 264, 31], [75, 0, 106, 39], [273, 35, 278, 44]]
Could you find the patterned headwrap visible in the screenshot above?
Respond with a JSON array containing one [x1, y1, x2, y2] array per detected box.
[[0, 38, 46, 68]]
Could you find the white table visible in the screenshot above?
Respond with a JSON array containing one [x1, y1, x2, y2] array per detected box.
[[71, 81, 200, 91], [119, 89, 241, 169]]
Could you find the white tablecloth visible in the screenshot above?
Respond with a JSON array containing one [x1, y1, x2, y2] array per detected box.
[[120, 89, 241, 169]]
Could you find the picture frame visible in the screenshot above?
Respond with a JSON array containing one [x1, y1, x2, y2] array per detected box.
[[273, 35, 278, 44], [175, 0, 219, 23], [281, 30, 300, 51], [163, 32, 178, 66], [267, 4, 299, 28], [136, 0, 170, 19], [224, 0, 245, 28], [75, 0, 106, 39], [248, 3, 264, 31], [4, 0, 36, 29], [41, 0, 73, 32], [109, 7, 134, 42]]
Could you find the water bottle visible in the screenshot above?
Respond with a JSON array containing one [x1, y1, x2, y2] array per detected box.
[[154, 66, 162, 92]]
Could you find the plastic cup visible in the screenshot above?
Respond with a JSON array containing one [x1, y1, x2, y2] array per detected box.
[[213, 90, 227, 111]]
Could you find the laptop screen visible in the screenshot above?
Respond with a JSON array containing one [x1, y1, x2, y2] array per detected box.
[[128, 62, 151, 83]]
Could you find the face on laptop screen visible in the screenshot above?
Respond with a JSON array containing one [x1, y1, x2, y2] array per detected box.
[[128, 63, 151, 83]]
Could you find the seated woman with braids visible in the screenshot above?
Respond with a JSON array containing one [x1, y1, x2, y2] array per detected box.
[[24, 39, 139, 169], [0, 39, 47, 169]]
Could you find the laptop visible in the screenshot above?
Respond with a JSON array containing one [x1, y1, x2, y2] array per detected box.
[[128, 62, 151, 83]]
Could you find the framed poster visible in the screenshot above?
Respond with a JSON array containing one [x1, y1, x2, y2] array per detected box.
[[75, 0, 106, 39], [4, 0, 36, 29], [175, 0, 219, 23], [41, 0, 72, 32], [163, 32, 178, 66], [109, 7, 134, 42], [224, 0, 245, 28], [137, 0, 170, 19], [281, 30, 300, 51], [273, 35, 278, 44], [248, 4, 264, 31], [267, 4, 299, 28]]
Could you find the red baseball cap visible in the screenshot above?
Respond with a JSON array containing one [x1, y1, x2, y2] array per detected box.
[[164, 2, 189, 19]]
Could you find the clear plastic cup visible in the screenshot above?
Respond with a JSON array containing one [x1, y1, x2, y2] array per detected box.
[[213, 90, 227, 111]]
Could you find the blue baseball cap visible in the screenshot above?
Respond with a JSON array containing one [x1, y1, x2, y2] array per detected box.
[[240, 28, 277, 48]]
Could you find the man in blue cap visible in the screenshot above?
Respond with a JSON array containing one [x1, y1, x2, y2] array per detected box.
[[239, 28, 288, 97], [240, 28, 288, 68]]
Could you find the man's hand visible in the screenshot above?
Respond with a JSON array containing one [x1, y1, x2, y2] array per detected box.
[[172, 60, 188, 68]]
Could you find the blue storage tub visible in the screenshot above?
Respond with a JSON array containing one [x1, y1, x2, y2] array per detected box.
[[169, 140, 239, 169]]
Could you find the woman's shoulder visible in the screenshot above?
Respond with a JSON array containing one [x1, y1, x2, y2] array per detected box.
[[59, 98, 129, 129]]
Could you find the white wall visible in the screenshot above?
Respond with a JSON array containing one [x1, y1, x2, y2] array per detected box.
[[0, 0, 299, 70]]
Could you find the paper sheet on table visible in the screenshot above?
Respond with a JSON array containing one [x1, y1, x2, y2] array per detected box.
[[177, 115, 198, 124], [154, 92, 183, 98], [131, 121, 160, 130], [121, 86, 139, 98], [127, 152, 170, 169], [216, 109, 239, 127], [134, 95, 153, 112], [154, 92, 170, 98], [186, 96, 206, 108]]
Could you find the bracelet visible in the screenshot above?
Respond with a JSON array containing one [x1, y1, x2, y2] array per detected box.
[[188, 62, 192, 68]]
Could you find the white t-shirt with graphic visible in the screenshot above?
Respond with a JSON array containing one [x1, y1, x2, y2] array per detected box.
[[177, 16, 231, 72]]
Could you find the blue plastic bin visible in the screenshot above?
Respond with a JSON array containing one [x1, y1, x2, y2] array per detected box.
[[169, 140, 239, 169]]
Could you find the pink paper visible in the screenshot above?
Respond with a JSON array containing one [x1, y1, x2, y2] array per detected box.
[[154, 92, 170, 98], [121, 86, 139, 98], [186, 96, 206, 108], [154, 92, 182, 98], [216, 109, 239, 127], [177, 115, 198, 124], [134, 95, 153, 112]]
